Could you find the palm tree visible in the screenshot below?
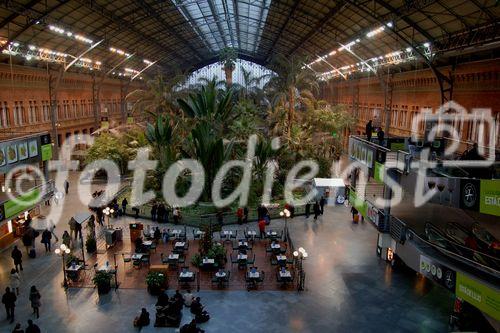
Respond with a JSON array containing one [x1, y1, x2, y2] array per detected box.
[[145, 114, 179, 172], [219, 47, 237, 86], [265, 54, 318, 135], [126, 72, 188, 117]]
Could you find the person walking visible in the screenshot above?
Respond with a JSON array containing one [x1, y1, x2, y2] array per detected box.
[[313, 201, 320, 220], [11, 246, 23, 272], [305, 202, 311, 218], [258, 218, 266, 239], [49, 220, 59, 242], [9, 269, 20, 296], [2, 287, 17, 323], [64, 180, 69, 194], [41, 229, 52, 253], [74, 221, 82, 240], [173, 207, 180, 224], [243, 206, 249, 223], [319, 196, 326, 215], [28, 286, 41, 319], [151, 203, 157, 221], [25, 320, 40, 333], [365, 120, 373, 142], [21, 228, 34, 255]]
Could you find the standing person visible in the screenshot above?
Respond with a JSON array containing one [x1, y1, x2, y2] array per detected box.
[[350, 206, 358, 221], [151, 203, 158, 221], [9, 269, 20, 296], [216, 210, 223, 227], [41, 229, 52, 253], [365, 120, 373, 142], [313, 201, 320, 220], [28, 286, 41, 319], [25, 320, 40, 333], [68, 218, 76, 240], [22, 228, 34, 255], [2, 287, 16, 323], [74, 221, 82, 241], [157, 204, 165, 223], [121, 198, 128, 215], [133, 308, 150, 329], [377, 128, 385, 145], [258, 218, 266, 239], [236, 207, 243, 225], [173, 207, 180, 225], [319, 196, 326, 215], [49, 220, 59, 242], [64, 180, 69, 194], [62, 231, 71, 249], [11, 246, 23, 272], [243, 207, 249, 223], [305, 202, 311, 218]]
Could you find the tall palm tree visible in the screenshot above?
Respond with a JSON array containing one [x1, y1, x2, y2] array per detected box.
[[265, 54, 319, 135], [126, 72, 188, 117], [145, 114, 179, 172]]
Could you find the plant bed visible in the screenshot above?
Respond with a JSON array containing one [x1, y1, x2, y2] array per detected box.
[[93, 271, 112, 295], [146, 271, 166, 295]]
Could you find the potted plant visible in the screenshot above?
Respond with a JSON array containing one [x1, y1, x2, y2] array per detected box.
[[191, 253, 202, 268], [146, 271, 166, 295], [93, 271, 112, 295], [85, 234, 97, 254]]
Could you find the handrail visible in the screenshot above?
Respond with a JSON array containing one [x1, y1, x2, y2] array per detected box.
[[391, 216, 500, 277], [350, 135, 391, 152]]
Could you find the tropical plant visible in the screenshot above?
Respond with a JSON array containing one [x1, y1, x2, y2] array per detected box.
[[146, 271, 166, 288], [145, 114, 179, 172], [126, 71, 188, 117], [219, 47, 238, 86], [85, 132, 130, 174], [92, 271, 112, 294], [85, 234, 97, 253], [265, 53, 318, 135]]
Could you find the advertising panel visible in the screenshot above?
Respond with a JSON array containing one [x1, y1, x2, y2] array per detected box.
[[0, 134, 45, 173], [349, 190, 367, 218], [419, 255, 456, 291], [41, 144, 53, 161], [455, 272, 500, 321], [479, 180, 500, 217], [374, 162, 384, 183], [349, 138, 375, 169], [424, 177, 461, 207], [4, 188, 41, 219]]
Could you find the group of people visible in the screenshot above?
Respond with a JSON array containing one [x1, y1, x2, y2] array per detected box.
[[2, 282, 42, 332], [365, 120, 385, 145], [150, 203, 182, 224], [139, 289, 208, 330], [304, 196, 326, 220]]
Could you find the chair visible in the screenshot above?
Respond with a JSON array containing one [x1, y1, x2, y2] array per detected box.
[[193, 229, 202, 240], [132, 259, 141, 269], [141, 254, 150, 266], [219, 231, 227, 240], [230, 230, 237, 239], [150, 242, 157, 253], [230, 253, 238, 265], [160, 253, 168, 264], [122, 253, 132, 266], [280, 243, 288, 254]]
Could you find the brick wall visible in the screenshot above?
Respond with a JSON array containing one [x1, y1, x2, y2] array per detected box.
[[0, 63, 145, 144], [320, 59, 500, 148]]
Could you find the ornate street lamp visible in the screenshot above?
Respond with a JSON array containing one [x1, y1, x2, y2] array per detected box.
[[293, 247, 308, 291], [103, 206, 114, 227], [55, 244, 71, 289], [280, 208, 291, 242]]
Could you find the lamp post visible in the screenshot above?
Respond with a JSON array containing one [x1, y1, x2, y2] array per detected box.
[[103, 206, 114, 228], [293, 247, 308, 291], [55, 244, 71, 289], [280, 208, 291, 242]]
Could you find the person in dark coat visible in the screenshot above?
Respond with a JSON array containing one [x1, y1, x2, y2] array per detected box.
[[157, 204, 165, 223], [305, 202, 311, 218], [41, 229, 52, 252], [319, 196, 326, 215], [377, 128, 385, 145], [243, 207, 249, 223], [64, 179, 69, 194], [121, 198, 128, 214], [2, 287, 17, 323], [29, 286, 41, 319], [313, 201, 320, 220], [22, 228, 35, 255], [351, 206, 358, 221], [74, 221, 82, 240], [11, 246, 23, 272], [133, 308, 150, 328], [25, 320, 40, 333], [151, 203, 158, 221], [11, 322, 23, 333], [365, 120, 373, 142]]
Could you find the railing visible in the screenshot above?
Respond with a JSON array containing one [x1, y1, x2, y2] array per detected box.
[[390, 215, 500, 277]]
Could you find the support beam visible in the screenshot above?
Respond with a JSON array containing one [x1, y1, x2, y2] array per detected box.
[[64, 39, 103, 71], [135, 0, 204, 60], [265, 0, 301, 61], [131, 60, 158, 81], [92, 75, 100, 130], [120, 80, 131, 125], [0, 0, 41, 30], [48, 66, 64, 154], [0, 0, 70, 53]]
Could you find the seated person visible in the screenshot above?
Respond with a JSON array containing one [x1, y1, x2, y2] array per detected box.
[[133, 308, 150, 328], [172, 290, 183, 302], [156, 292, 170, 307], [190, 297, 210, 323], [134, 237, 144, 253], [180, 319, 205, 333], [183, 289, 194, 307]]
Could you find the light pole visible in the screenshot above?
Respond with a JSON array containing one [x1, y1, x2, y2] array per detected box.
[[280, 208, 291, 242], [103, 206, 114, 228], [55, 244, 71, 289], [293, 247, 308, 291]]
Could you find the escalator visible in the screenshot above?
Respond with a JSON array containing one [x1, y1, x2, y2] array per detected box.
[[424, 222, 500, 271]]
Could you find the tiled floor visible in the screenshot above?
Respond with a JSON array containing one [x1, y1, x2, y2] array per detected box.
[[0, 172, 454, 332]]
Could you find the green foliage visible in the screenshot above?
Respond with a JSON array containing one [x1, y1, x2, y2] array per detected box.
[[85, 234, 97, 253], [92, 271, 111, 286], [191, 253, 202, 267], [85, 133, 130, 174], [145, 271, 166, 288], [219, 47, 238, 70]]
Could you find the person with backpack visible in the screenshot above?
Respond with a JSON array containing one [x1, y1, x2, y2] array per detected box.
[[29, 286, 41, 319], [11, 246, 23, 272]]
